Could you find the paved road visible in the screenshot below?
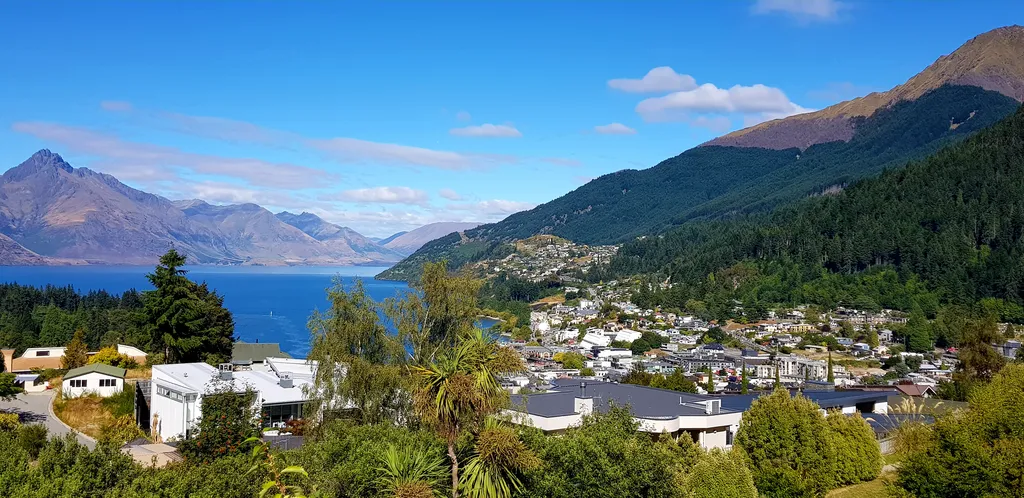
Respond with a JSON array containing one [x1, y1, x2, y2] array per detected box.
[[0, 391, 96, 449]]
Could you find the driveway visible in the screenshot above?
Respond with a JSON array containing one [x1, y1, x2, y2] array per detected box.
[[0, 390, 96, 449]]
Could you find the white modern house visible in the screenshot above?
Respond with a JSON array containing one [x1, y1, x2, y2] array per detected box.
[[62, 364, 127, 398], [150, 357, 316, 442]]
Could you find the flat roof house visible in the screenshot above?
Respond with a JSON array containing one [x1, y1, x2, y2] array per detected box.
[[62, 364, 127, 398], [150, 357, 315, 442]]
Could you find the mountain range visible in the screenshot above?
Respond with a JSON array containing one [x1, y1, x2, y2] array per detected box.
[[0, 151, 474, 266], [379, 25, 1024, 281]]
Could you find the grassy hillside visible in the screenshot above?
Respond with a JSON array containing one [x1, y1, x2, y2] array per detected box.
[[380, 85, 1019, 281]]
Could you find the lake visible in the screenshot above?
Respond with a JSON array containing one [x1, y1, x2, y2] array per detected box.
[[0, 265, 413, 358]]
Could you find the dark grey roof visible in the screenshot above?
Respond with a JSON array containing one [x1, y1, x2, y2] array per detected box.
[[232, 342, 292, 363], [511, 378, 734, 419], [718, 389, 891, 412]]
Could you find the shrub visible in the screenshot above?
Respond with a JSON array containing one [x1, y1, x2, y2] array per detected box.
[[680, 449, 758, 498], [88, 347, 139, 369], [825, 411, 881, 485], [0, 412, 20, 432], [17, 424, 49, 459]]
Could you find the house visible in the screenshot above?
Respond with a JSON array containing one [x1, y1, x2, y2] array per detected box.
[[507, 379, 742, 449], [62, 364, 127, 398], [14, 373, 48, 393], [231, 342, 292, 366], [852, 343, 872, 353], [9, 347, 66, 373], [894, 384, 937, 398], [150, 358, 316, 442], [116, 344, 149, 365]]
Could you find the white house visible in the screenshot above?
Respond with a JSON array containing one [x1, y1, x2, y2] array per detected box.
[[62, 364, 127, 398], [580, 331, 611, 348], [150, 358, 317, 442]]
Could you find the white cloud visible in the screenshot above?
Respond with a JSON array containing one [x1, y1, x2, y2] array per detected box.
[[752, 0, 845, 21], [11, 121, 335, 189], [594, 123, 637, 135], [455, 110, 472, 122], [327, 186, 430, 206], [608, 67, 697, 94], [635, 83, 813, 122], [100, 100, 133, 112], [449, 123, 522, 138], [308, 137, 480, 170], [438, 188, 462, 201]]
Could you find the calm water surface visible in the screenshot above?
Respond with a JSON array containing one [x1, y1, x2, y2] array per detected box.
[[0, 265, 411, 358]]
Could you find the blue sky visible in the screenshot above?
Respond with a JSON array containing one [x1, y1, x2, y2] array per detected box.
[[1, 1, 1021, 237]]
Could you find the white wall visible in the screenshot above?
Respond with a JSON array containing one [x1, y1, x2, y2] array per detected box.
[[62, 372, 123, 398]]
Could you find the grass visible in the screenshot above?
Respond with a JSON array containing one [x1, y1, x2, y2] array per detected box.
[[126, 367, 152, 380], [827, 472, 894, 498]]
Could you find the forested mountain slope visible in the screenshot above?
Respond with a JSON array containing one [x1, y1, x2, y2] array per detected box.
[[612, 103, 1024, 313], [379, 85, 1019, 281]]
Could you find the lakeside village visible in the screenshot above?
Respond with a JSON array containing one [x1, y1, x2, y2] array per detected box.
[[3, 240, 1020, 464]]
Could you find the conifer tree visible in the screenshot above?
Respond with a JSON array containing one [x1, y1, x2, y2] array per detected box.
[[827, 350, 835, 383], [741, 361, 750, 394], [62, 329, 89, 369]]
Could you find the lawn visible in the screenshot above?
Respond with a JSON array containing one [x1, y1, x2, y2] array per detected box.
[[827, 472, 894, 498]]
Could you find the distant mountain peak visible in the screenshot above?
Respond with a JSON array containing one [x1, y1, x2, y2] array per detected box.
[[707, 25, 1024, 150], [28, 149, 73, 172]]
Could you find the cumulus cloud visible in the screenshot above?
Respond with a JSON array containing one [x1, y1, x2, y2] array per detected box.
[[11, 121, 335, 189], [100, 100, 133, 112], [326, 186, 430, 206], [608, 67, 697, 94], [635, 83, 813, 122], [449, 123, 522, 138], [594, 122, 637, 135], [455, 110, 472, 122], [752, 0, 845, 21], [438, 188, 462, 201]]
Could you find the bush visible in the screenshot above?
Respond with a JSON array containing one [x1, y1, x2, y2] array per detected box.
[[17, 424, 48, 459], [0, 412, 20, 432], [825, 411, 881, 485], [680, 449, 758, 498], [88, 347, 139, 369], [735, 389, 838, 497], [102, 382, 136, 418]]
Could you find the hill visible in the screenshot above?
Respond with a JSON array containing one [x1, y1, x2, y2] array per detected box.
[[382, 222, 481, 256], [0, 150, 397, 266], [613, 103, 1024, 321], [381, 26, 1024, 282], [710, 25, 1024, 150], [276, 211, 404, 262]]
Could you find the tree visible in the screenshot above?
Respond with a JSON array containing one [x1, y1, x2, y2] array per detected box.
[[954, 316, 1006, 389], [680, 449, 758, 498], [735, 389, 838, 497], [144, 249, 235, 364], [824, 411, 881, 485], [622, 363, 654, 387], [866, 326, 879, 348], [655, 368, 698, 394], [630, 338, 652, 356], [741, 362, 750, 394], [87, 347, 138, 369], [376, 444, 447, 498], [558, 352, 585, 370], [306, 279, 408, 426], [178, 381, 260, 462], [0, 373, 23, 400], [61, 329, 89, 370], [704, 368, 715, 394], [412, 329, 526, 498]]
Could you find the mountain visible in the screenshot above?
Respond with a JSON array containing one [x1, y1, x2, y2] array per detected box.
[[0, 150, 394, 266], [275, 211, 403, 262], [613, 102, 1024, 317], [381, 26, 1024, 282], [382, 222, 481, 256], [709, 25, 1024, 150], [0, 233, 83, 265], [376, 231, 408, 247]]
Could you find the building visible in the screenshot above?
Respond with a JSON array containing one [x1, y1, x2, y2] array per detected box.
[[231, 341, 292, 366], [62, 364, 127, 398], [115, 344, 149, 365], [8, 347, 66, 373], [506, 379, 742, 449], [149, 357, 315, 442]]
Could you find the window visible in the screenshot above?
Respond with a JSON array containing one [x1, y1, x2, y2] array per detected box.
[[157, 386, 185, 402], [36, 351, 50, 357], [99, 378, 117, 387], [69, 379, 87, 388], [726, 428, 735, 446]]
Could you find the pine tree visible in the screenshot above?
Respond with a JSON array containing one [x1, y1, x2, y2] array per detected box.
[[774, 361, 782, 388], [741, 361, 750, 394], [705, 367, 715, 394], [62, 329, 89, 369]]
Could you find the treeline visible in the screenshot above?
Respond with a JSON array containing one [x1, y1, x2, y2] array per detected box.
[[0, 249, 236, 364], [0, 283, 146, 353], [612, 103, 1024, 324]]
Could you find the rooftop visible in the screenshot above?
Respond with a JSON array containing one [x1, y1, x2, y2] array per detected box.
[[232, 342, 292, 364], [511, 378, 730, 419], [65, 363, 127, 380]]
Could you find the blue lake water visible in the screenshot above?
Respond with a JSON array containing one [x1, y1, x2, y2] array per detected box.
[[0, 265, 412, 358]]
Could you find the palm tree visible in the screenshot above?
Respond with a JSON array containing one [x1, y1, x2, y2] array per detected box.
[[459, 418, 540, 498], [412, 329, 525, 498], [376, 445, 447, 498]]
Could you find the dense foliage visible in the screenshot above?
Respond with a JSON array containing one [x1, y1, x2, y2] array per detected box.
[[380, 85, 1018, 281], [895, 364, 1024, 497]]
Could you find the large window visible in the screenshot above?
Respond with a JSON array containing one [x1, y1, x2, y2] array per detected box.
[[262, 403, 303, 427], [99, 378, 117, 387], [69, 379, 87, 388]]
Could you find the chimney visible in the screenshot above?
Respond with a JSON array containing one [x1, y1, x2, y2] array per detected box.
[[279, 374, 293, 389], [218, 363, 233, 381], [1, 349, 14, 373]]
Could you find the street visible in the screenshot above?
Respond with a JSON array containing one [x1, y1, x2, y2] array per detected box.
[[0, 390, 96, 449]]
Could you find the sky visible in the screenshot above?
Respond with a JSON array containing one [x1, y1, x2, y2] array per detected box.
[[1, 1, 1022, 238]]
